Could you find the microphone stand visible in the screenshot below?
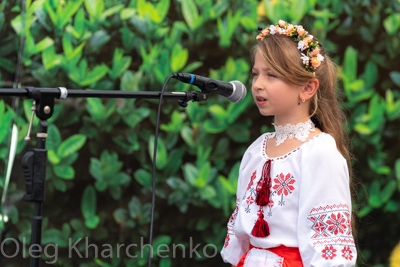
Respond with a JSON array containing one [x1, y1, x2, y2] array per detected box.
[[0, 87, 208, 267]]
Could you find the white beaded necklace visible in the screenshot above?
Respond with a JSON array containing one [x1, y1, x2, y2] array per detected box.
[[272, 119, 316, 146]]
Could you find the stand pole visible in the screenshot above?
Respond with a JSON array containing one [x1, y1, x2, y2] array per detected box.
[[22, 120, 48, 267], [2, 86, 208, 266]]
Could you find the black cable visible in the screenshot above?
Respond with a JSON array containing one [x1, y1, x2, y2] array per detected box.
[[148, 75, 173, 267]]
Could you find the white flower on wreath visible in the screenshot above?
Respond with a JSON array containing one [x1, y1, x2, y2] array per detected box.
[[317, 54, 325, 62], [269, 25, 276, 34], [297, 40, 305, 51], [300, 53, 310, 65]]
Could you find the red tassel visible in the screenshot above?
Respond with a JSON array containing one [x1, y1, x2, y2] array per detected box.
[[256, 181, 270, 206], [251, 214, 270, 237], [255, 160, 271, 206]]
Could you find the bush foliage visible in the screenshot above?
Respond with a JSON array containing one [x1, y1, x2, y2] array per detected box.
[[0, 0, 399, 266]]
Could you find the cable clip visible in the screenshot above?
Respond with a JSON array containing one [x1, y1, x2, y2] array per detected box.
[[24, 101, 36, 142], [58, 87, 68, 99]]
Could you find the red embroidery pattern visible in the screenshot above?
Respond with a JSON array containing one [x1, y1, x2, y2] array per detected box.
[[247, 171, 256, 190], [272, 173, 296, 207], [227, 199, 239, 234], [308, 205, 353, 239], [309, 204, 356, 261], [341, 246, 353, 260], [224, 234, 230, 248], [322, 245, 337, 260], [224, 199, 239, 248], [326, 213, 347, 235], [243, 171, 257, 213]]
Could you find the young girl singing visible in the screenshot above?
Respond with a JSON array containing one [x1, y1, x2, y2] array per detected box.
[[221, 20, 357, 266]]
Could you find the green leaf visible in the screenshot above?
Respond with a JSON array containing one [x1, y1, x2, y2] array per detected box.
[[48, 149, 61, 165], [208, 104, 227, 121], [86, 98, 104, 121], [181, 0, 199, 29], [42, 46, 62, 69], [0, 57, 17, 72], [358, 205, 373, 218], [120, 8, 136, 20], [171, 43, 188, 72], [81, 185, 100, 229], [79, 64, 109, 86], [0, 107, 11, 144], [42, 228, 68, 247], [57, 134, 87, 158], [389, 71, 400, 87], [113, 208, 128, 224], [368, 180, 381, 208], [148, 136, 168, 170], [46, 124, 61, 151], [381, 180, 396, 203], [183, 163, 199, 187], [395, 159, 400, 182], [53, 164, 75, 179], [218, 175, 236, 194], [383, 13, 400, 35], [203, 119, 228, 133], [199, 185, 217, 199], [30, 37, 54, 55], [134, 169, 152, 187], [59, 0, 83, 29], [196, 161, 212, 188], [101, 4, 124, 19], [109, 48, 132, 80], [354, 123, 372, 135], [342, 46, 358, 97], [84, 0, 104, 19]]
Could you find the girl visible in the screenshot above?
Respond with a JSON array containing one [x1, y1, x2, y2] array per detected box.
[[221, 20, 357, 266]]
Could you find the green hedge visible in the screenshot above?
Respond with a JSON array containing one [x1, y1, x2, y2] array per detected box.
[[0, 0, 399, 266]]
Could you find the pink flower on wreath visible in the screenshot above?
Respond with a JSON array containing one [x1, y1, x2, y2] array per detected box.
[[326, 213, 347, 235], [341, 246, 353, 260], [296, 25, 306, 36], [273, 173, 295, 196], [286, 24, 294, 35], [322, 245, 337, 260], [278, 20, 286, 27]]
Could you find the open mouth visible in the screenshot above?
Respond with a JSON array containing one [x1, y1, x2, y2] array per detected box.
[[256, 96, 267, 102]]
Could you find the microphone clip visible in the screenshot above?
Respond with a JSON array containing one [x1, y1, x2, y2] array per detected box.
[[178, 91, 208, 108]]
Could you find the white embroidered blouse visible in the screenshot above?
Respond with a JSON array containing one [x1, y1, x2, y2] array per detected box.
[[221, 132, 356, 267]]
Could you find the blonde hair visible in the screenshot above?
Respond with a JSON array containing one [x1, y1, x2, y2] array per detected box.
[[251, 33, 357, 238]]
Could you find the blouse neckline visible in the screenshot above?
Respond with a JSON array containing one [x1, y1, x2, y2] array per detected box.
[[261, 132, 326, 161]]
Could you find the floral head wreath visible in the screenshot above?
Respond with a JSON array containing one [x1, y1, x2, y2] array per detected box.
[[256, 20, 324, 73]]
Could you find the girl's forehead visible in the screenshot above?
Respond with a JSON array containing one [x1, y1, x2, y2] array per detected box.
[[252, 55, 269, 69]]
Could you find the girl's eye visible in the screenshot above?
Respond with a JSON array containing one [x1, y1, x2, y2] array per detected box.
[[268, 73, 277, 78], [251, 72, 258, 78]]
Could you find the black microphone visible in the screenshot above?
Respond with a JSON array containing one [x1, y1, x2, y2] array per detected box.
[[172, 73, 247, 103]]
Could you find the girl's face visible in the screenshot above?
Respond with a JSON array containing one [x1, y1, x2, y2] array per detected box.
[[251, 52, 304, 121]]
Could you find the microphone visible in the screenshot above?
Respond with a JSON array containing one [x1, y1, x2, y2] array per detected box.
[[172, 73, 247, 103]]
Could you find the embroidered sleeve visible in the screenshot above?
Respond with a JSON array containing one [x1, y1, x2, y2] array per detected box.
[[220, 147, 257, 265], [221, 196, 250, 265], [297, 138, 357, 267]]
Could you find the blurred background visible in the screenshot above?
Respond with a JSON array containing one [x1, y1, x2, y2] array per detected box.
[[0, 0, 399, 266]]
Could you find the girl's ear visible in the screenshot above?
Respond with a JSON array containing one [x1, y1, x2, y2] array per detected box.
[[301, 78, 319, 101]]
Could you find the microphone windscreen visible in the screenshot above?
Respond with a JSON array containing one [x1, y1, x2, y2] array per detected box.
[[227, 81, 247, 103]]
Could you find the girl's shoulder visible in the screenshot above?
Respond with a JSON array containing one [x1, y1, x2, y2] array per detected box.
[[300, 132, 346, 163]]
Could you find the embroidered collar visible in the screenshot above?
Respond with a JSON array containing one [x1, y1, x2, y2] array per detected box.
[[272, 119, 315, 146]]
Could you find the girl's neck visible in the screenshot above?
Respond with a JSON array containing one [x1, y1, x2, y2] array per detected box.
[[273, 115, 311, 126]]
